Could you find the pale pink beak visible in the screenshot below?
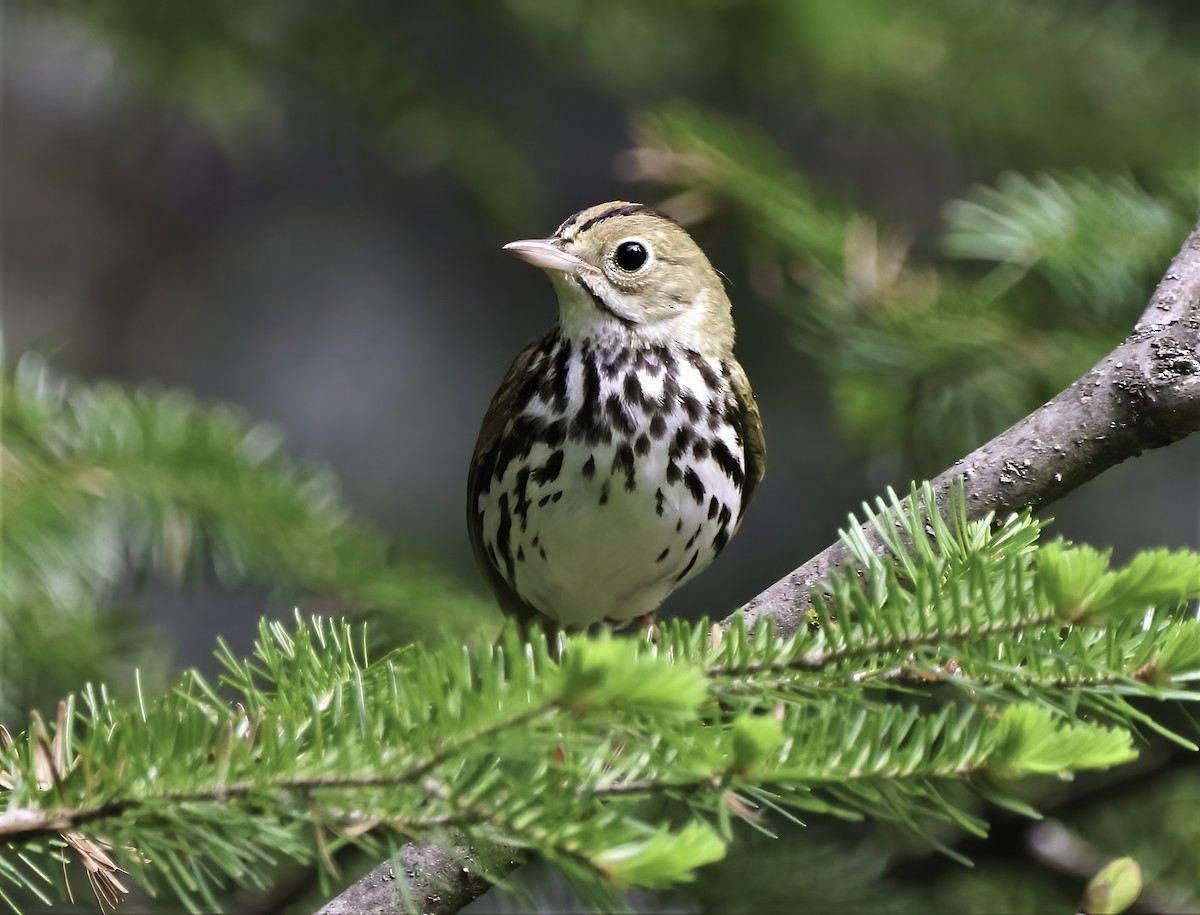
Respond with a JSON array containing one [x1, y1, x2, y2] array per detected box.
[[503, 238, 587, 275]]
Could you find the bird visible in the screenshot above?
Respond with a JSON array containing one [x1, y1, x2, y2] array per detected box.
[[467, 201, 765, 636]]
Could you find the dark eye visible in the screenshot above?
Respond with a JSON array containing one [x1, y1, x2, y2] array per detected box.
[[614, 240, 648, 271]]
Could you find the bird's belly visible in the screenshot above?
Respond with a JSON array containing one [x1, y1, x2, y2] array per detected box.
[[473, 341, 750, 628], [480, 434, 743, 628]]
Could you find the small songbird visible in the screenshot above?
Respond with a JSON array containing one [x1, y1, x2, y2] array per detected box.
[[468, 202, 765, 633]]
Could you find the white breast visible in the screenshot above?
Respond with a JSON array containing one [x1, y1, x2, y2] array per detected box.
[[475, 339, 745, 628]]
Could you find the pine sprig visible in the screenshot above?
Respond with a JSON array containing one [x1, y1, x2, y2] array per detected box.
[[2, 486, 1199, 911], [0, 621, 1152, 911], [943, 171, 1187, 320], [3, 355, 485, 625], [696, 486, 1200, 740]]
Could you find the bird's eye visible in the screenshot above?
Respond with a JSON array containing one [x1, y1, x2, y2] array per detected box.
[[614, 240, 649, 271]]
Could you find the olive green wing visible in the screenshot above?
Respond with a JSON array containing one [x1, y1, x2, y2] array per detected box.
[[728, 358, 766, 521], [466, 335, 548, 627]]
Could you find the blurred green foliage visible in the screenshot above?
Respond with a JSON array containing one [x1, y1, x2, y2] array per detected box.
[[631, 107, 1193, 470], [45, 0, 1197, 472], [501, 0, 1200, 173], [0, 355, 493, 723]]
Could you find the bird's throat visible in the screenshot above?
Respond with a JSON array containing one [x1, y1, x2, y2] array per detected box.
[[577, 276, 638, 329]]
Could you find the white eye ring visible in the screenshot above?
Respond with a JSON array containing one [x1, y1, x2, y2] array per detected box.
[[613, 238, 651, 272]]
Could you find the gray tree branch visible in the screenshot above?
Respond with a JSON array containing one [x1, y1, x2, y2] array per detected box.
[[317, 218, 1200, 914], [315, 839, 520, 915], [739, 218, 1200, 638]]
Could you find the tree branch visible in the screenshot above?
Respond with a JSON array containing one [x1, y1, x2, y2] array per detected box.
[[314, 839, 521, 915], [739, 218, 1200, 638], [316, 218, 1200, 914]]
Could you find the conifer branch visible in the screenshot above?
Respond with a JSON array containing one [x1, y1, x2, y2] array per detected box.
[[7, 517, 1199, 913], [739, 218, 1200, 638]]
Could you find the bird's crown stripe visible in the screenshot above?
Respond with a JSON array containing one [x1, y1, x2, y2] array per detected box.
[[556, 203, 677, 240]]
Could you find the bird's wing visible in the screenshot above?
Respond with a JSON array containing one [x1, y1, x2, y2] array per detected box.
[[466, 334, 549, 626], [728, 358, 766, 522]]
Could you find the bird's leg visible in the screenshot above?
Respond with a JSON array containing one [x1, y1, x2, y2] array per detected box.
[[632, 612, 661, 645], [707, 621, 724, 652], [545, 621, 563, 661], [494, 618, 562, 662]]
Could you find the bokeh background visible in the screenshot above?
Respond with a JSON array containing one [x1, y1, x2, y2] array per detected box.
[[5, 1, 1200, 912]]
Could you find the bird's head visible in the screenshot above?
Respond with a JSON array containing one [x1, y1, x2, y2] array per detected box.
[[504, 202, 734, 354]]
